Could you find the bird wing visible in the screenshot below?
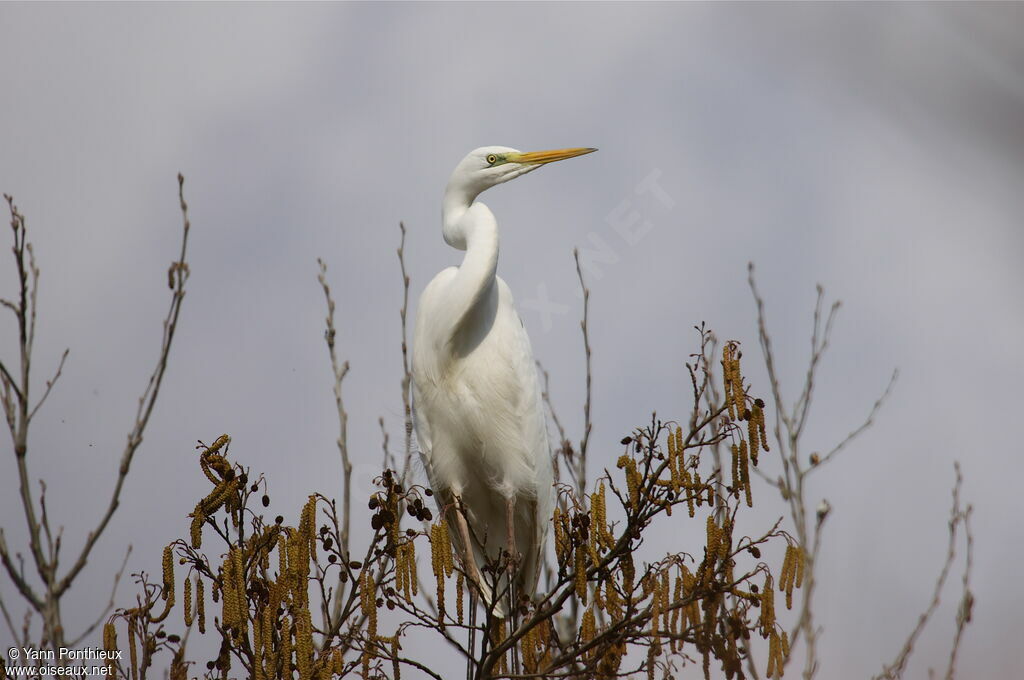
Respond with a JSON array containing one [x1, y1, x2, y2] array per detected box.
[[496, 277, 553, 597]]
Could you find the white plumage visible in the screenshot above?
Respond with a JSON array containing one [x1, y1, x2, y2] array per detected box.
[[412, 145, 595, 614]]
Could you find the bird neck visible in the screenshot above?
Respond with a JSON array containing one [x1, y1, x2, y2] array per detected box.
[[438, 187, 500, 340], [442, 184, 478, 249]]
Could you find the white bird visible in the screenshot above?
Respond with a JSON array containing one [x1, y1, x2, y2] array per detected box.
[[412, 146, 596, 614]]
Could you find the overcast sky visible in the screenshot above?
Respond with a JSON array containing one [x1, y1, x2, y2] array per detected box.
[[1, 3, 1022, 678]]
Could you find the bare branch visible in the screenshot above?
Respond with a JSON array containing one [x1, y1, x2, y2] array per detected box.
[[317, 258, 352, 555], [55, 174, 192, 603], [572, 249, 593, 472], [397, 222, 415, 486], [68, 544, 132, 647], [818, 369, 897, 468], [874, 464, 971, 680], [27, 348, 68, 423]]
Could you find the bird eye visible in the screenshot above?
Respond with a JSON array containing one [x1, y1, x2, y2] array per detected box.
[[486, 154, 498, 165]]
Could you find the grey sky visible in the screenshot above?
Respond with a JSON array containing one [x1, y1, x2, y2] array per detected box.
[[1, 2, 1022, 677]]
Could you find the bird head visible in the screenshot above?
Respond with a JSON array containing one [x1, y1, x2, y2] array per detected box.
[[447, 146, 597, 199]]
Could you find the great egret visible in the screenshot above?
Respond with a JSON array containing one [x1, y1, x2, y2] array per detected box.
[[412, 146, 597, 614]]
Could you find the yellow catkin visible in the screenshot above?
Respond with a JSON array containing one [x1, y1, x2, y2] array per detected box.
[[441, 520, 454, 575], [650, 576, 662, 644], [606, 577, 621, 621], [617, 454, 640, 509], [740, 440, 752, 507], [498, 620, 509, 676], [183, 576, 193, 627], [718, 517, 731, 561], [731, 443, 741, 496], [361, 568, 377, 645], [162, 545, 175, 606], [295, 608, 313, 680], [682, 468, 695, 518], [580, 607, 596, 659], [220, 563, 235, 633], [795, 545, 805, 588], [102, 623, 117, 680], [760, 573, 775, 638], [430, 522, 446, 618], [756, 403, 769, 452], [669, 571, 684, 652], [391, 634, 401, 680], [779, 545, 794, 610], [261, 603, 274, 675], [592, 483, 613, 551], [233, 546, 247, 633], [668, 429, 681, 493], [734, 365, 746, 421], [253, 610, 265, 680], [456, 572, 464, 625], [767, 628, 787, 679], [300, 495, 317, 565], [189, 510, 204, 549], [683, 567, 701, 631], [626, 462, 639, 509], [127, 618, 139, 680], [196, 577, 206, 634], [748, 411, 760, 462], [575, 545, 588, 605], [553, 507, 567, 565], [280, 617, 293, 678], [400, 541, 417, 601], [780, 551, 791, 589], [522, 624, 538, 672], [621, 553, 635, 599], [278, 533, 288, 581], [395, 542, 408, 604], [706, 515, 720, 564], [588, 518, 600, 568], [723, 344, 736, 420]]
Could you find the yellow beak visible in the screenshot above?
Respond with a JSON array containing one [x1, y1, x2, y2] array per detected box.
[[510, 147, 598, 165]]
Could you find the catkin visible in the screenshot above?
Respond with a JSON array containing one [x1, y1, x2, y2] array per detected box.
[[748, 411, 760, 463], [760, 573, 775, 638], [731, 443, 741, 497], [102, 622, 117, 680], [300, 495, 317, 564], [183, 576, 193, 627], [295, 608, 313, 680], [430, 521, 447, 617], [575, 545, 588, 605], [280, 617, 293, 679], [161, 545, 175, 606], [553, 507, 568, 566], [740, 440, 752, 507], [189, 510, 204, 549], [669, 571, 684, 652], [682, 467, 696, 518], [456, 572, 465, 625], [196, 577, 206, 634], [580, 607, 596, 661], [127, 618, 139, 680], [391, 634, 401, 680]]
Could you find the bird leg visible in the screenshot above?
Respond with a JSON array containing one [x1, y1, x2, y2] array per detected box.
[[505, 496, 519, 569], [451, 495, 488, 599]]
